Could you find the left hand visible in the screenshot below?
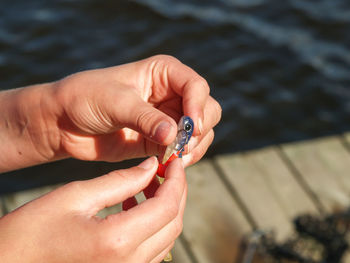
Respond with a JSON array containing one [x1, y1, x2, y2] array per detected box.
[[0, 157, 187, 263], [51, 55, 221, 165]]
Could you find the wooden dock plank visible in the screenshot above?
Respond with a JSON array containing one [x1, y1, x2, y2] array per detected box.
[[172, 239, 193, 263], [247, 147, 319, 218], [304, 137, 350, 194], [344, 133, 350, 145], [281, 136, 350, 213], [215, 152, 294, 241], [183, 160, 252, 263], [343, 132, 350, 151]]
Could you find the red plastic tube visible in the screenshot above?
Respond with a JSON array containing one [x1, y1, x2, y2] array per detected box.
[[157, 152, 180, 178]]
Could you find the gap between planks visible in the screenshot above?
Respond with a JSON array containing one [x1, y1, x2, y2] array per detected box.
[[214, 146, 319, 242], [183, 160, 252, 263], [280, 135, 350, 263], [280, 136, 350, 214]]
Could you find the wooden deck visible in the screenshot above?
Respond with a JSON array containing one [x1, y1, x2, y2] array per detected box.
[[2, 133, 350, 262]]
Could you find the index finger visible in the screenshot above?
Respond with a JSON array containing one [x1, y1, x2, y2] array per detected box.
[[152, 55, 210, 136], [104, 158, 186, 246]]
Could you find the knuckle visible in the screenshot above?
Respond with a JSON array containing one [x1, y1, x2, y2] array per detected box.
[[209, 129, 215, 142], [106, 170, 130, 187], [151, 54, 179, 64], [163, 201, 179, 221], [136, 108, 156, 132], [191, 76, 210, 94], [114, 237, 132, 254], [211, 97, 222, 124], [107, 169, 125, 180], [101, 232, 132, 259]]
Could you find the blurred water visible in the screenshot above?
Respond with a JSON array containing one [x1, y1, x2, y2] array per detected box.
[[1, 0, 350, 171]]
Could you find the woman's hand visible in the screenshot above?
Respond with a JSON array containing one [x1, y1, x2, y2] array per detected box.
[[0, 55, 221, 172], [54, 55, 221, 164], [0, 157, 186, 263]]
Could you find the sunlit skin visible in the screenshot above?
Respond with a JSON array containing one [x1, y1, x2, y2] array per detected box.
[[0, 55, 221, 262]]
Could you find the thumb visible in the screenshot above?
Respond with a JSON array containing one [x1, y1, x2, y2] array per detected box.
[[115, 94, 177, 145], [70, 157, 158, 214]]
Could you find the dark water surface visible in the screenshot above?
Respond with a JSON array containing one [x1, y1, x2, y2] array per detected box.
[[1, 0, 350, 191]]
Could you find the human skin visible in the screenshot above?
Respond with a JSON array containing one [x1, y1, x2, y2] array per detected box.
[[0, 55, 221, 262], [0, 157, 186, 263]]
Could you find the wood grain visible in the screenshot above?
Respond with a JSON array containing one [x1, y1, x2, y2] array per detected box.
[[183, 160, 252, 263], [172, 238, 193, 263], [282, 136, 350, 213], [247, 147, 319, 218], [215, 151, 294, 241]]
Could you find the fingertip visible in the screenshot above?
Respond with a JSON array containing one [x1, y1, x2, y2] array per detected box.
[[153, 120, 177, 145], [164, 158, 185, 179], [138, 156, 158, 170], [172, 157, 184, 168], [184, 107, 204, 136], [198, 115, 204, 133], [182, 152, 192, 167], [183, 129, 214, 167], [192, 117, 203, 136]]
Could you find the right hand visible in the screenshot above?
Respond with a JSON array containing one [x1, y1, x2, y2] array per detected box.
[[0, 157, 187, 263], [52, 55, 221, 164]]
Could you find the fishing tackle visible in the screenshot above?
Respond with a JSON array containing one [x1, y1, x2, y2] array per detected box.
[[157, 116, 194, 175]]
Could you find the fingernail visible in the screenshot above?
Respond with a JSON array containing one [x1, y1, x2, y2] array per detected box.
[[198, 117, 204, 135], [154, 121, 173, 143], [182, 154, 190, 167], [181, 158, 185, 168], [138, 156, 156, 170]]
